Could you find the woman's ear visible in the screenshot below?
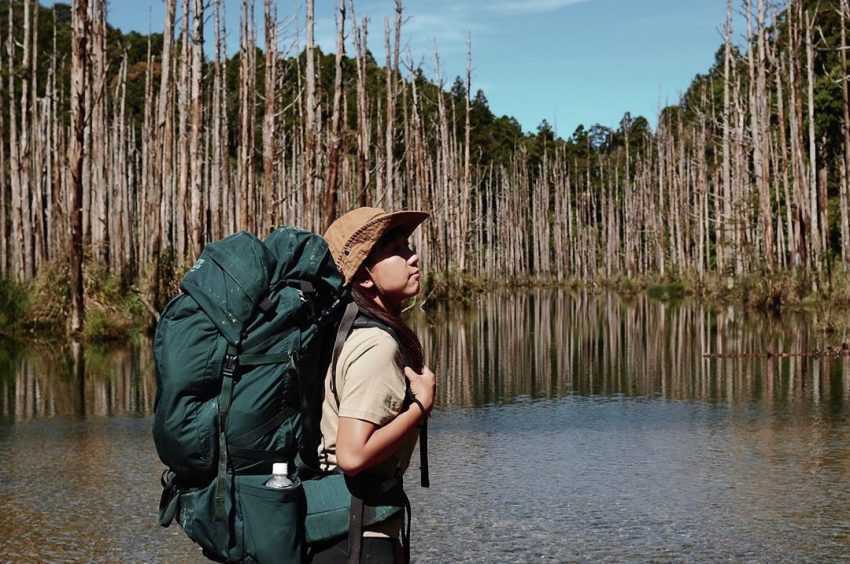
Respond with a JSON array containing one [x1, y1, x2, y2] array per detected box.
[[355, 273, 375, 290]]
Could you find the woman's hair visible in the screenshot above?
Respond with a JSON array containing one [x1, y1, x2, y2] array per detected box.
[[351, 230, 424, 372]]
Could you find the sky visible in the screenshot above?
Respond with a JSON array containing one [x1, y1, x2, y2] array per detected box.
[[46, 0, 745, 136]]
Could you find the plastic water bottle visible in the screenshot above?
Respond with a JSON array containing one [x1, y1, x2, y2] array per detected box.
[[265, 462, 296, 490]]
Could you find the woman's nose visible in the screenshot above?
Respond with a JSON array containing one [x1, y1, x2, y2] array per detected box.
[[408, 252, 419, 267]]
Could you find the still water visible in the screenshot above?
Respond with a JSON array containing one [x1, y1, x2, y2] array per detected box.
[[1, 291, 849, 562]]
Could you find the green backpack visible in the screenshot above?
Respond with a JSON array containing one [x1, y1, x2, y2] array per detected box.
[[154, 227, 400, 563]]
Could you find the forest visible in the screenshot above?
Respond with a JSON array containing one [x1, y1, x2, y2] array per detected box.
[[1, 0, 850, 338]]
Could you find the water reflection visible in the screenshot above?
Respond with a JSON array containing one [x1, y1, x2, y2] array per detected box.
[[0, 337, 156, 421], [1, 292, 849, 562], [1, 291, 849, 421], [418, 290, 850, 407]]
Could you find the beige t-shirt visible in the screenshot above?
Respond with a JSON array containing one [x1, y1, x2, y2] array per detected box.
[[318, 326, 419, 481]]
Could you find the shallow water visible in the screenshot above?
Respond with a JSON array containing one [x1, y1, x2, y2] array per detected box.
[[1, 291, 849, 562]]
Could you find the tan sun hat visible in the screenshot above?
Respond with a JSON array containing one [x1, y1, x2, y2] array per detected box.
[[324, 206, 429, 284]]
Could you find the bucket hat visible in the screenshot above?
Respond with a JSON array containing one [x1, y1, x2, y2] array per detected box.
[[324, 207, 429, 284]]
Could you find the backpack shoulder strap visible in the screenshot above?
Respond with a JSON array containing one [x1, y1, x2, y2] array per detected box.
[[330, 302, 360, 405], [328, 304, 431, 490]]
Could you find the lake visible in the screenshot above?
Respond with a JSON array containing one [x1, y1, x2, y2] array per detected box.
[[1, 290, 849, 562]]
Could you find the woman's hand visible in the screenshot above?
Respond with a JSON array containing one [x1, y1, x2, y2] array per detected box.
[[337, 366, 437, 476], [404, 365, 436, 413]]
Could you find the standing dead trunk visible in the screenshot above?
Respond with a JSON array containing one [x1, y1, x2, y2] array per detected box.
[[323, 0, 345, 231], [238, 0, 256, 232], [304, 0, 317, 226], [89, 0, 108, 270], [7, 1, 23, 281], [805, 9, 820, 270], [175, 0, 191, 260], [209, 0, 224, 241], [189, 0, 205, 259], [154, 0, 177, 307], [18, 0, 34, 280], [262, 0, 278, 235], [841, 0, 850, 267], [719, 0, 733, 274], [460, 34, 472, 271], [351, 5, 370, 206], [69, 0, 90, 335]]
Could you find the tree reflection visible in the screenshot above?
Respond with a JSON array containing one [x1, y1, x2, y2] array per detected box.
[[0, 293, 848, 420], [0, 336, 155, 420], [416, 290, 850, 408]]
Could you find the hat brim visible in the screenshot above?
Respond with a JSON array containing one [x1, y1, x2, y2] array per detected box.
[[341, 210, 429, 284], [373, 210, 430, 242]]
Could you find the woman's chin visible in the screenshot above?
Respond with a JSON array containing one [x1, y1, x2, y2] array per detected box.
[[408, 279, 421, 295]]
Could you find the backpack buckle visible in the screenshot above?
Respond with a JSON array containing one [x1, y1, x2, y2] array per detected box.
[[222, 354, 238, 377]]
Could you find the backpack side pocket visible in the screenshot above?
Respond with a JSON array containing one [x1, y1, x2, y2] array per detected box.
[[238, 475, 306, 564], [177, 477, 244, 563]]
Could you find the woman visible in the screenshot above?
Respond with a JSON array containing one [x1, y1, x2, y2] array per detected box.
[[314, 207, 436, 564]]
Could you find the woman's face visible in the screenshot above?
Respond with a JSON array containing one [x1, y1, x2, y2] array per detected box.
[[358, 234, 421, 308]]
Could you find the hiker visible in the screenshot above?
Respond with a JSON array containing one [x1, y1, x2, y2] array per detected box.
[[312, 207, 437, 564]]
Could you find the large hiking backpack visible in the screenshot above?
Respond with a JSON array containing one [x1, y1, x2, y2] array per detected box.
[[154, 228, 399, 563]]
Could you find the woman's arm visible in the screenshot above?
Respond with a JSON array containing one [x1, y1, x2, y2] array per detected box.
[[336, 365, 435, 476]]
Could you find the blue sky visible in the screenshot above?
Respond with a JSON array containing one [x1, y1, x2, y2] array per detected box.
[[49, 0, 744, 136]]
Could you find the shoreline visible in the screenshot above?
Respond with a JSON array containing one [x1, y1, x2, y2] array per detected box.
[[4, 267, 850, 343], [421, 269, 850, 310]]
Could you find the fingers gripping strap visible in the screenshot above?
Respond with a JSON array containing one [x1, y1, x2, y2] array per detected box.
[[331, 302, 360, 405], [214, 346, 238, 528]]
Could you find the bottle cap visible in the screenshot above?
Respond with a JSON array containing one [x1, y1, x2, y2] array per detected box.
[[272, 462, 288, 476]]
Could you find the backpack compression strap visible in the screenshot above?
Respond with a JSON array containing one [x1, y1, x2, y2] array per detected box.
[[214, 344, 298, 529], [214, 345, 239, 526]]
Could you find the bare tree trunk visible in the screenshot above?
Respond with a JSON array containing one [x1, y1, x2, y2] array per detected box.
[[238, 0, 256, 232], [382, 1, 402, 208], [323, 0, 345, 230], [141, 31, 154, 270], [155, 0, 177, 306], [460, 34, 472, 271], [19, 0, 34, 280], [7, 1, 22, 281], [175, 0, 190, 260], [750, 0, 774, 269], [262, 0, 278, 235], [805, 9, 820, 270], [351, 5, 370, 206], [0, 100, 5, 279], [304, 0, 317, 225], [841, 0, 850, 267], [69, 0, 90, 335], [209, 0, 224, 242], [90, 0, 108, 270], [189, 0, 204, 259]]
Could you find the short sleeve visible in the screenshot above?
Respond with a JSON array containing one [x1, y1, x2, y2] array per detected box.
[[338, 329, 407, 426]]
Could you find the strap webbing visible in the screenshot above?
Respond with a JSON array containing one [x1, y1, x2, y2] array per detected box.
[[346, 494, 365, 564], [158, 470, 179, 527], [419, 419, 430, 488], [238, 351, 292, 366], [214, 345, 238, 524], [401, 489, 412, 564], [330, 302, 360, 405]]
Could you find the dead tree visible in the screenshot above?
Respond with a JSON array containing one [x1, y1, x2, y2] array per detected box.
[[69, 0, 90, 334]]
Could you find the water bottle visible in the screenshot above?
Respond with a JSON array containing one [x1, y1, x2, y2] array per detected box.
[[265, 462, 296, 490]]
